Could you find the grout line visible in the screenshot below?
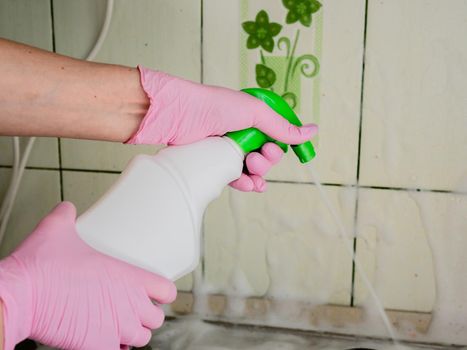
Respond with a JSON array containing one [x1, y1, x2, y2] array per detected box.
[[50, 0, 64, 201], [60, 168, 121, 175], [351, 189, 360, 307], [355, 1, 369, 183], [0, 165, 121, 175], [359, 185, 463, 194], [267, 179, 467, 195], [266, 179, 353, 187], [58, 139, 64, 200], [49, 0, 56, 52], [200, 0, 204, 84], [351, 0, 370, 307], [0, 165, 465, 195]]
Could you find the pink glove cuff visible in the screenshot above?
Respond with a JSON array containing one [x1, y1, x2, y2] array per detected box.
[[0, 257, 33, 350], [126, 65, 176, 145]]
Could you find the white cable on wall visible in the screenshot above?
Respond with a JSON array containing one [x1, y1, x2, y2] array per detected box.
[[0, 0, 115, 246], [0, 138, 20, 220]]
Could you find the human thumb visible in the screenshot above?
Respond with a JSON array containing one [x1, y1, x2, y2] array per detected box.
[[47, 201, 77, 222], [35, 201, 77, 233]]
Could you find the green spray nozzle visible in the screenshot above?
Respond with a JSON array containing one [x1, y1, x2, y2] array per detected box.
[[226, 88, 316, 163]]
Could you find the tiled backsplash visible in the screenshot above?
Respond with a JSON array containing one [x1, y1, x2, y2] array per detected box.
[[1, 0, 467, 343], [359, 0, 467, 191]]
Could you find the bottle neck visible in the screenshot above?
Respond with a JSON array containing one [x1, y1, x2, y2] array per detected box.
[[222, 136, 246, 159]]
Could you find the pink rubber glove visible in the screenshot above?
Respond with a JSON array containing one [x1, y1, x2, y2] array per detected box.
[[126, 66, 318, 192], [0, 202, 176, 350]]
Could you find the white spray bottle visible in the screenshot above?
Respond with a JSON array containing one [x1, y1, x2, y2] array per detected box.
[[76, 88, 316, 281]]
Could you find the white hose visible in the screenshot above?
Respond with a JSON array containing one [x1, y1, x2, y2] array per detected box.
[[0, 138, 20, 220], [86, 0, 114, 62], [0, 137, 36, 241], [0, 0, 114, 246]]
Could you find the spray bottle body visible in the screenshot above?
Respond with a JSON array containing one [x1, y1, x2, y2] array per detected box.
[[76, 88, 316, 282], [76, 137, 244, 281]]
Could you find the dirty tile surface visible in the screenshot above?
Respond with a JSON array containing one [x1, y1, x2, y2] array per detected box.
[[204, 183, 355, 305], [0, 0, 52, 49], [149, 319, 456, 350], [0, 137, 59, 168], [0, 169, 61, 257], [359, 0, 467, 191], [62, 170, 119, 214], [354, 188, 437, 312], [60, 140, 159, 172]]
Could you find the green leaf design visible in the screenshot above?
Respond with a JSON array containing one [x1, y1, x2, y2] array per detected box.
[[286, 11, 298, 24], [281, 92, 297, 109], [242, 21, 256, 35], [282, 0, 294, 9], [300, 13, 312, 27], [269, 23, 282, 36], [277, 37, 291, 58], [256, 10, 269, 24], [243, 1, 322, 107], [310, 0, 321, 12], [262, 37, 274, 52], [292, 54, 320, 78], [247, 36, 260, 49], [283, 0, 322, 28], [256, 64, 276, 88], [242, 10, 282, 52]]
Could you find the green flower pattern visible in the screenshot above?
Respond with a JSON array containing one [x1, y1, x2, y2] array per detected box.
[[242, 10, 282, 53], [283, 0, 321, 27], [242, 0, 322, 110]]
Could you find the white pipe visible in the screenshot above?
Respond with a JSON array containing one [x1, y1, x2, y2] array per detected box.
[[0, 137, 36, 244], [0, 0, 115, 246], [0, 138, 20, 221], [86, 0, 114, 61]]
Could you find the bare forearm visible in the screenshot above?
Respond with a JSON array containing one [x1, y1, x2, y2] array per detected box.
[[0, 38, 149, 142]]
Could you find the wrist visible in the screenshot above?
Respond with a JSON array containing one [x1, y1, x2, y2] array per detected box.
[[67, 63, 149, 143], [100, 64, 150, 142], [125, 66, 178, 145], [0, 257, 33, 350]]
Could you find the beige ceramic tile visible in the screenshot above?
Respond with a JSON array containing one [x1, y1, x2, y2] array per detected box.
[[204, 0, 365, 185], [0, 0, 59, 168], [0, 169, 61, 257], [53, 0, 201, 171], [175, 273, 193, 292], [0, 137, 59, 168], [359, 0, 467, 191], [0, 0, 52, 49], [62, 170, 119, 215], [62, 170, 193, 290], [60, 140, 160, 172], [409, 191, 467, 343], [204, 183, 355, 305], [354, 188, 436, 312], [53, 0, 201, 78]]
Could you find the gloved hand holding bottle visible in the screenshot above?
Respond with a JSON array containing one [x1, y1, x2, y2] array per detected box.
[[0, 202, 176, 350], [126, 66, 318, 191]]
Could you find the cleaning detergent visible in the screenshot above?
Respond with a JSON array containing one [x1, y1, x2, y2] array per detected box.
[[76, 88, 315, 281]]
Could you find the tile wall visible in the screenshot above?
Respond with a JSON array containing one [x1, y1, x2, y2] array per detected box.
[[1, 0, 467, 330]]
